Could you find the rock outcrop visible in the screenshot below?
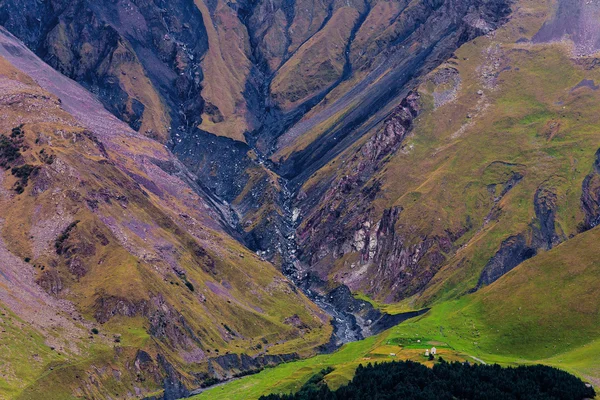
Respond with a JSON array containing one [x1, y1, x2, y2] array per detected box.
[[478, 234, 536, 286], [207, 352, 299, 381], [294, 92, 448, 301], [581, 149, 600, 231]]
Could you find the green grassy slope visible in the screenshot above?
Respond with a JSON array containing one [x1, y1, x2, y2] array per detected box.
[[293, 0, 600, 306], [196, 225, 600, 399], [409, 32, 600, 305]]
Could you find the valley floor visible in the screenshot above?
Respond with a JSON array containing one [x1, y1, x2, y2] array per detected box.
[[195, 225, 600, 399], [194, 308, 599, 400]]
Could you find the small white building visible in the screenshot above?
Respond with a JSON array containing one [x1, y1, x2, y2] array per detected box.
[[389, 353, 396, 357], [425, 350, 430, 357], [431, 347, 437, 355]]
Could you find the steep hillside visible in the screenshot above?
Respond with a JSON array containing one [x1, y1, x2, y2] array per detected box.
[[195, 224, 600, 399], [5, 0, 598, 360], [293, 0, 600, 305], [0, 28, 330, 399], [0, 0, 514, 277], [369, 223, 600, 387], [0, 0, 277, 246]]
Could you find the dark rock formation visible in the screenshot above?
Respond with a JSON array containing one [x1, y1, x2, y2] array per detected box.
[[478, 234, 536, 287], [158, 353, 191, 400], [147, 295, 204, 350], [94, 295, 148, 324], [581, 148, 600, 230], [477, 184, 567, 288], [323, 284, 430, 336], [294, 93, 447, 302], [207, 352, 299, 381], [533, 186, 565, 250]]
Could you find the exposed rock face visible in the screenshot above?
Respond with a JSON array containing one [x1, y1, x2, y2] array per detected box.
[[533, 186, 565, 250], [158, 354, 191, 400], [295, 93, 445, 302], [365, 92, 422, 165], [581, 149, 600, 230], [533, 0, 600, 56], [138, 352, 192, 400], [430, 67, 462, 108], [365, 208, 449, 300], [477, 184, 568, 288], [207, 352, 299, 381], [314, 283, 429, 337], [94, 295, 147, 324], [478, 234, 536, 286]]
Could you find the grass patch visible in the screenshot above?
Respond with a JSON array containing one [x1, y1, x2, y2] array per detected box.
[[196, 226, 600, 399]]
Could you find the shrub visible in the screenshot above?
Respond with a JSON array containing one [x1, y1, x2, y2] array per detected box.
[[11, 164, 37, 180], [55, 221, 80, 254], [0, 135, 21, 168], [11, 164, 39, 193], [184, 280, 195, 292], [10, 125, 24, 138]]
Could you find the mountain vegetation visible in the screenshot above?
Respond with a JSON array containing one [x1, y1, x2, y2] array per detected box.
[[0, 0, 599, 398], [259, 361, 596, 400], [0, 29, 331, 399]]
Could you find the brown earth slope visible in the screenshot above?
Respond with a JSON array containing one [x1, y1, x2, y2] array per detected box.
[[0, 28, 330, 399]]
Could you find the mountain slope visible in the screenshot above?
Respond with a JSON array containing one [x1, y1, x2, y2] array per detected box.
[[380, 222, 600, 387], [0, 0, 514, 277], [292, 0, 600, 305], [1, 0, 600, 397], [0, 28, 330, 399], [195, 223, 600, 399]]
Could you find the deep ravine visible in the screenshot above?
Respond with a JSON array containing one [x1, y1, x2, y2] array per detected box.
[[256, 158, 428, 350], [279, 178, 363, 347]]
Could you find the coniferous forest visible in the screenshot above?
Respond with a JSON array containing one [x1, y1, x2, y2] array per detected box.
[[260, 360, 596, 400]]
